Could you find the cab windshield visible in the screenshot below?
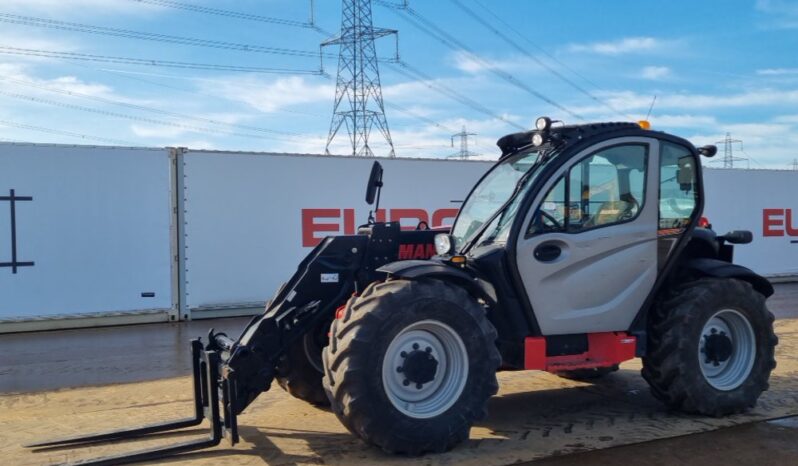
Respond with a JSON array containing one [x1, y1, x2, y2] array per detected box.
[[451, 149, 545, 250]]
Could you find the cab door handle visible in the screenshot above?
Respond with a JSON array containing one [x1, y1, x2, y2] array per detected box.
[[534, 243, 562, 262]]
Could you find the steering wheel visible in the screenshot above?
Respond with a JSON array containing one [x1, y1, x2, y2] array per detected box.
[[539, 210, 563, 230], [618, 197, 640, 221]]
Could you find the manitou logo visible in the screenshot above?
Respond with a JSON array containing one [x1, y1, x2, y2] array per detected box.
[[301, 208, 459, 247], [762, 208, 798, 237], [398, 243, 438, 260]]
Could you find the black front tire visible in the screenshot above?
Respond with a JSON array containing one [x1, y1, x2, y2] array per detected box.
[[322, 279, 501, 454], [276, 325, 330, 406], [642, 278, 777, 416]]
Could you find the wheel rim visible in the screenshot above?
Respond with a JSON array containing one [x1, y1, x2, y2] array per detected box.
[[381, 319, 469, 419], [698, 309, 756, 391]]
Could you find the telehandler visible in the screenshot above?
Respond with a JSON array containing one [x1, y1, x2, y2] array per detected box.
[[30, 118, 777, 464]]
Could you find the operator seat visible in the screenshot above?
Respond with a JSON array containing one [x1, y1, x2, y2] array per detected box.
[[584, 192, 639, 228]]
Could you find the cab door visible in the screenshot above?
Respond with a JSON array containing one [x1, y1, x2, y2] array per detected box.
[[515, 138, 660, 335]]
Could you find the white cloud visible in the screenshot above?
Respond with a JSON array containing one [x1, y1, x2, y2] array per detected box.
[[640, 66, 671, 80], [1, 0, 161, 13], [130, 124, 188, 139], [650, 114, 718, 128], [757, 68, 798, 76], [206, 76, 333, 113], [568, 37, 667, 55], [572, 88, 798, 116], [756, 0, 798, 28], [0, 31, 77, 60], [0, 64, 142, 103]]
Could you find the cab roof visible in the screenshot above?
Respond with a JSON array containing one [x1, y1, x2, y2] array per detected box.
[[496, 121, 693, 157]]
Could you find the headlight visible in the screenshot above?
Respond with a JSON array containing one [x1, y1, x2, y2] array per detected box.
[[434, 234, 453, 256], [535, 116, 551, 131], [532, 133, 544, 146]]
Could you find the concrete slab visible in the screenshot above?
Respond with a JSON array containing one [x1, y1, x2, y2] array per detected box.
[[3, 318, 797, 466]]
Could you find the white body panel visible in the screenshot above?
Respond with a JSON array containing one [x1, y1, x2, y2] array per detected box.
[[515, 138, 660, 335]]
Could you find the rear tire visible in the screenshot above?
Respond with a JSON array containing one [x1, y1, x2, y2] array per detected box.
[[642, 278, 777, 416], [276, 323, 330, 407], [555, 364, 619, 381], [322, 279, 501, 454]]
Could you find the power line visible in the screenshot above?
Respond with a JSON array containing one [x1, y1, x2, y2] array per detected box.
[[0, 75, 300, 137], [0, 13, 332, 59], [76, 65, 326, 118], [375, 1, 583, 120], [0, 90, 306, 142], [0, 46, 324, 74], [389, 60, 525, 130], [0, 119, 139, 145], [384, 101, 456, 133], [448, 0, 629, 120], [128, 0, 313, 28], [470, 0, 605, 93]]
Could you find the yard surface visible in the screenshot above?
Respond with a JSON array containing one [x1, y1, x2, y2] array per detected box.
[[1, 283, 796, 465]]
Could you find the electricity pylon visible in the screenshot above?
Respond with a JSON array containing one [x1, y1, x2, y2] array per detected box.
[[322, 0, 397, 157]]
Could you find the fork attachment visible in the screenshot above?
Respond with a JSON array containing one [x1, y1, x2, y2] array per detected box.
[[26, 338, 240, 466]]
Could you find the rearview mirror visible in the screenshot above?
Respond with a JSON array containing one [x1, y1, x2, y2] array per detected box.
[[676, 157, 694, 191], [365, 161, 383, 205]]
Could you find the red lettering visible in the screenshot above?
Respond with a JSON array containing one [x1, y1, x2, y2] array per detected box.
[[300, 207, 461, 248], [763, 208, 784, 237], [390, 209, 429, 231], [302, 208, 340, 247], [398, 243, 414, 260], [432, 208, 459, 229], [426, 243, 436, 258], [343, 209, 356, 235], [788, 209, 798, 236]]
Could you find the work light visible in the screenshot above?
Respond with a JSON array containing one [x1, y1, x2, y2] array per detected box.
[[535, 116, 552, 131], [434, 234, 453, 256]]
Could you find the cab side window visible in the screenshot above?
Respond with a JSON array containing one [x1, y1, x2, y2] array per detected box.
[[659, 142, 698, 229], [528, 144, 648, 235]]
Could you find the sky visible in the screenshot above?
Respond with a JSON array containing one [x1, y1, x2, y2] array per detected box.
[[0, 0, 796, 167]]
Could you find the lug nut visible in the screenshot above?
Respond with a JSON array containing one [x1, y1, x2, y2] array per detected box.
[[425, 346, 432, 353], [396, 366, 403, 373], [412, 343, 419, 350], [416, 383, 423, 389], [400, 351, 407, 358], [403, 379, 410, 386]]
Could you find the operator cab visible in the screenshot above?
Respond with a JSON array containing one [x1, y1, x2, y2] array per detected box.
[[432, 117, 713, 347]]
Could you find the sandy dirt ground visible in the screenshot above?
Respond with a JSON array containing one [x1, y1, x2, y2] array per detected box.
[[2, 317, 797, 466]]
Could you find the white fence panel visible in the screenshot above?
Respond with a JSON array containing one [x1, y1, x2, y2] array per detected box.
[[2, 143, 796, 329], [180, 151, 491, 313], [0, 144, 173, 322], [703, 168, 798, 276]]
